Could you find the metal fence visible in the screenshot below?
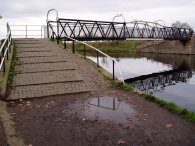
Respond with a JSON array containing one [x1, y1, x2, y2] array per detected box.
[[10, 25, 46, 38], [0, 23, 12, 72]]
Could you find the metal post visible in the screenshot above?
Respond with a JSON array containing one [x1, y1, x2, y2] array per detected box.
[[84, 44, 86, 59], [113, 98, 116, 110], [41, 26, 42, 38], [26, 25, 27, 38], [47, 22, 50, 38], [72, 41, 75, 53], [7, 41, 9, 60], [64, 38, 66, 49], [113, 60, 115, 80], [52, 32, 54, 41], [9, 35, 11, 53], [2, 47, 5, 72], [123, 22, 126, 38], [57, 20, 60, 44], [97, 51, 99, 68]]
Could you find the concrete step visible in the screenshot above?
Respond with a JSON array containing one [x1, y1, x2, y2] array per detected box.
[[18, 56, 68, 64], [14, 70, 83, 86], [8, 81, 89, 100]]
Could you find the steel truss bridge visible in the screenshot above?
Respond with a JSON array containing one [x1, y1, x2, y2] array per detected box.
[[47, 18, 193, 42]]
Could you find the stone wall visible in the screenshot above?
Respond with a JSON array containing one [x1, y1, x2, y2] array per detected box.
[[138, 36, 195, 55]]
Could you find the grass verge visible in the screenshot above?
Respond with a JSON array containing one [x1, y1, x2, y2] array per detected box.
[[68, 41, 141, 52], [110, 80, 195, 123], [6, 42, 17, 93], [140, 93, 195, 122]]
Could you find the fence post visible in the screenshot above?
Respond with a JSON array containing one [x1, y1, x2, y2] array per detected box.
[[84, 44, 86, 59], [113, 60, 115, 80], [72, 41, 75, 53]]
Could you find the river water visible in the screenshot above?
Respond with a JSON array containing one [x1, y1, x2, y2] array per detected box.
[[87, 53, 195, 112]]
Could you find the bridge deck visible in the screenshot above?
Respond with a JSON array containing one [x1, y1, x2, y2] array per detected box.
[[8, 39, 107, 100]]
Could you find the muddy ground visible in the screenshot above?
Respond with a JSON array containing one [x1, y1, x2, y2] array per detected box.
[[0, 122, 7, 146], [6, 87, 195, 146]]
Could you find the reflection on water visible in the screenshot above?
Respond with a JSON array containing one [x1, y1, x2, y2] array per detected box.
[[88, 56, 172, 80], [86, 53, 195, 112], [85, 96, 135, 123], [130, 71, 193, 94]]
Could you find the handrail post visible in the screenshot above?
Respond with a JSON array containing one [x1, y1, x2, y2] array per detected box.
[[97, 51, 99, 68], [26, 25, 27, 38], [57, 20, 60, 44], [113, 60, 115, 80], [52, 32, 54, 41], [64, 38, 66, 49], [40, 26, 42, 38], [2, 46, 5, 72], [72, 41, 75, 53], [6, 40, 9, 60], [84, 44, 86, 59], [113, 98, 116, 110], [47, 22, 50, 38]]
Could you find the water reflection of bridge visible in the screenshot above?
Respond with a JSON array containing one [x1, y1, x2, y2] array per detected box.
[[126, 70, 193, 94]]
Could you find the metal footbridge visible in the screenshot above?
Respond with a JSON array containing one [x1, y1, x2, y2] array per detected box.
[[46, 10, 193, 42]]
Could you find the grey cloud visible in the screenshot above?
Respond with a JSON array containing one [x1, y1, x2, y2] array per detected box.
[[0, 0, 195, 28]]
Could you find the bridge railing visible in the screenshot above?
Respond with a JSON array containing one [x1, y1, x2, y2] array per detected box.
[[0, 23, 12, 72], [47, 18, 193, 42], [47, 21, 125, 83], [10, 25, 46, 38]]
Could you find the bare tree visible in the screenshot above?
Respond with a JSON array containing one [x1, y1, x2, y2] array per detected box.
[[172, 21, 193, 30], [172, 21, 194, 36]]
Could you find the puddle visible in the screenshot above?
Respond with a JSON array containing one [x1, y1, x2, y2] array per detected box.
[[83, 96, 136, 123]]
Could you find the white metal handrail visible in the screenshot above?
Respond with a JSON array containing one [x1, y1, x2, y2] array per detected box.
[[10, 25, 46, 38], [0, 23, 12, 72], [63, 35, 125, 83]]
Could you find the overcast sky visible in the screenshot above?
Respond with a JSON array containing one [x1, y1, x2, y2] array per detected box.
[[0, 0, 195, 38]]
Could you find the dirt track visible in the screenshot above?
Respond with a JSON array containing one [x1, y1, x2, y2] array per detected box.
[[7, 88, 195, 146]]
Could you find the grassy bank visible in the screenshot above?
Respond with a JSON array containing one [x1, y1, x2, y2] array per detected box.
[[116, 82, 195, 123], [6, 42, 17, 93], [65, 40, 141, 52]]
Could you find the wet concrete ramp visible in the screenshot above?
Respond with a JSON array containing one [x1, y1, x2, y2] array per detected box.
[[8, 39, 107, 100]]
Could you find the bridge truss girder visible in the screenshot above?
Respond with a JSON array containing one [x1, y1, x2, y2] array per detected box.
[[47, 18, 193, 41]]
